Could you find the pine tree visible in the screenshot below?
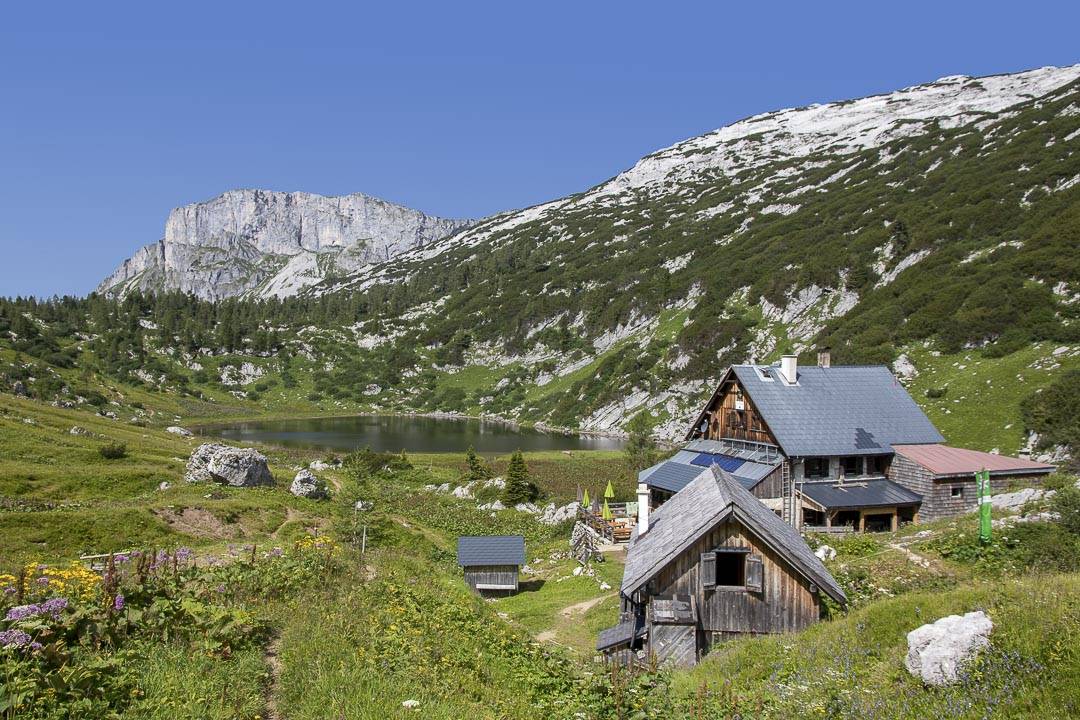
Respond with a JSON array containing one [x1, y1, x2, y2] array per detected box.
[[502, 450, 537, 505], [465, 445, 491, 483], [624, 411, 658, 479]]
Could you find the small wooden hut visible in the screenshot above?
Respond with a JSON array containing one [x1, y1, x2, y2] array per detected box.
[[457, 535, 526, 593], [600, 465, 846, 666]]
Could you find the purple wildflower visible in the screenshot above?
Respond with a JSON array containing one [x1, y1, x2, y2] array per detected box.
[[268, 547, 284, 558], [35, 577, 49, 586], [176, 547, 193, 561], [215, 584, 226, 594], [0, 629, 32, 648], [113, 594, 125, 611], [29, 641, 43, 651], [5, 604, 41, 621], [41, 598, 68, 618], [114, 553, 129, 564], [3, 587, 15, 595]]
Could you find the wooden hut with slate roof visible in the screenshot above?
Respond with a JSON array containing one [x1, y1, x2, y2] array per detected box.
[[457, 535, 526, 593], [599, 465, 845, 666]]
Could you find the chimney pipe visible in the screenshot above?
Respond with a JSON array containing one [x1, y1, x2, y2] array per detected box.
[[817, 349, 831, 368], [637, 482, 650, 535], [780, 354, 798, 384]]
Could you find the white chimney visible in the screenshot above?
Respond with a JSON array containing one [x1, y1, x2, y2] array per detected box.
[[817, 349, 831, 368], [780, 354, 798, 384], [637, 482, 650, 535]]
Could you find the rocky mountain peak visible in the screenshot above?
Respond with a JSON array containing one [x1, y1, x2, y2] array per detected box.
[[97, 189, 472, 300]]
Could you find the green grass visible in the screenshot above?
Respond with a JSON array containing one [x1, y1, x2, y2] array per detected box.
[[904, 342, 1079, 453], [128, 642, 268, 720], [667, 572, 1080, 719]]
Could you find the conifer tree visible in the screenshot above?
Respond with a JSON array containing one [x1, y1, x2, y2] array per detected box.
[[465, 445, 491, 483], [502, 449, 537, 505]]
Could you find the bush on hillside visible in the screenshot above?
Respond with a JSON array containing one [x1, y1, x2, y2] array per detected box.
[[1052, 485, 1080, 535], [98, 442, 127, 460], [1022, 369, 1080, 467]]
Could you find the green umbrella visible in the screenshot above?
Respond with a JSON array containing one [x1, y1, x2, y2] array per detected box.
[[582, 488, 591, 509], [604, 480, 615, 499], [601, 498, 613, 521]]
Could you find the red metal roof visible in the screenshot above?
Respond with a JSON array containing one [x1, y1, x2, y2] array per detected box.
[[892, 444, 1056, 477]]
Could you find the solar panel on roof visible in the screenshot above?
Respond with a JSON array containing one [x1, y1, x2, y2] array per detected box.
[[689, 453, 745, 472]]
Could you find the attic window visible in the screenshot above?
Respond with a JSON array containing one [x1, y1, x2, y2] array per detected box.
[[756, 367, 775, 382]]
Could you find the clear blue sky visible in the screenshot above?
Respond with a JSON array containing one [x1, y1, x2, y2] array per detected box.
[[2, 1, 1078, 297]]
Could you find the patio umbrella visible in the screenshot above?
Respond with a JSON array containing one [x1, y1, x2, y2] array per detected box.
[[582, 488, 591, 509], [604, 480, 615, 499], [601, 498, 613, 521]]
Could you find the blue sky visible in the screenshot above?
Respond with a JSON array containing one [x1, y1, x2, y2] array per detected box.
[[2, 1, 1078, 297]]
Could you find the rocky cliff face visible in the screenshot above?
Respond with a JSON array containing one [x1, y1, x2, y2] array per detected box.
[[97, 189, 471, 300]]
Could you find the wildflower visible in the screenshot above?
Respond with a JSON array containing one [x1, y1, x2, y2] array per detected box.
[[40, 597, 68, 618], [113, 594, 125, 611], [29, 641, 43, 651], [0, 629, 32, 648], [35, 577, 50, 586], [5, 604, 41, 621], [176, 547, 193, 562]]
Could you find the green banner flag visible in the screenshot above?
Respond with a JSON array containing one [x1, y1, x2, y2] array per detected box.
[[977, 468, 992, 544]]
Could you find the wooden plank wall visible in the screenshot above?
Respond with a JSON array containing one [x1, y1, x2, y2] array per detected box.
[[705, 380, 776, 446], [463, 564, 518, 591], [650, 624, 699, 667], [642, 519, 820, 650]]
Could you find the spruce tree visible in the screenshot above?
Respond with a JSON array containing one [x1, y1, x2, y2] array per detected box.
[[502, 450, 537, 505], [465, 445, 491, 483]]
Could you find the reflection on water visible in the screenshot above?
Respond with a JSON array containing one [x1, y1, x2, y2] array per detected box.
[[201, 414, 624, 454]]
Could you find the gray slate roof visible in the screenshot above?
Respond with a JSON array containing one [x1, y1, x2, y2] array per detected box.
[[621, 465, 846, 603], [801, 478, 922, 509], [726, 365, 943, 457], [456, 535, 526, 566], [596, 618, 639, 650]]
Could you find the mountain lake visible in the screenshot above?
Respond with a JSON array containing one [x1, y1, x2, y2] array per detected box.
[[200, 414, 625, 454]]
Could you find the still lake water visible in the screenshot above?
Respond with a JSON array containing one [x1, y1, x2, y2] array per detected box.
[[202, 414, 624, 454]]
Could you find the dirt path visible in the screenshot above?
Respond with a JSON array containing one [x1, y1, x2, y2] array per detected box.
[[263, 635, 284, 720], [269, 507, 307, 541], [533, 592, 615, 646]]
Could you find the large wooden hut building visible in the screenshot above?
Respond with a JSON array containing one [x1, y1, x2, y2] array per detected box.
[[456, 535, 526, 593], [599, 465, 846, 666], [638, 354, 1054, 530]]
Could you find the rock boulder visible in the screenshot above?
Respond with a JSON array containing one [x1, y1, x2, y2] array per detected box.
[[166, 426, 193, 437], [290, 469, 329, 499], [905, 611, 993, 686], [185, 444, 274, 487]]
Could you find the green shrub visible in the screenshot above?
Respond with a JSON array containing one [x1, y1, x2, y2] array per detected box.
[[1052, 485, 1080, 535], [98, 442, 127, 460]]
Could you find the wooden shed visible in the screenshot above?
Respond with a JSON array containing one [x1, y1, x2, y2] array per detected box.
[[600, 465, 846, 666], [456, 535, 526, 593]]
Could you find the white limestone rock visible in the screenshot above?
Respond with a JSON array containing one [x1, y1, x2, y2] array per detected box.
[[97, 189, 472, 300], [165, 426, 193, 437], [814, 544, 837, 561], [905, 611, 993, 686], [989, 487, 1050, 511], [477, 500, 505, 511], [539, 502, 580, 525], [290, 469, 329, 499], [185, 443, 274, 487]]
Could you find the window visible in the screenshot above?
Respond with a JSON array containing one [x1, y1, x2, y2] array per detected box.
[[866, 455, 888, 476], [805, 458, 829, 479], [701, 549, 763, 593], [840, 456, 861, 477], [951, 486, 964, 498]]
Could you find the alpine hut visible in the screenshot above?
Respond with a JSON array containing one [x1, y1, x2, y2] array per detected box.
[[598, 465, 845, 667]]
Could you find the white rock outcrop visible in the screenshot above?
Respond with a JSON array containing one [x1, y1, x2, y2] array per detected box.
[[165, 426, 193, 437], [290, 469, 329, 499], [184, 443, 274, 487], [989, 487, 1050, 511], [905, 611, 993, 686], [97, 189, 472, 300], [814, 544, 837, 561]]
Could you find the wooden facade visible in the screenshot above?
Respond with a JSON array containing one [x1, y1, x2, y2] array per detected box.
[[699, 378, 777, 446], [631, 518, 821, 658], [462, 564, 519, 592]]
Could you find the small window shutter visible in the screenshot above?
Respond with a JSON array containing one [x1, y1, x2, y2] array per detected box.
[[701, 552, 716, 588], [745, 554, 764, 593]]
